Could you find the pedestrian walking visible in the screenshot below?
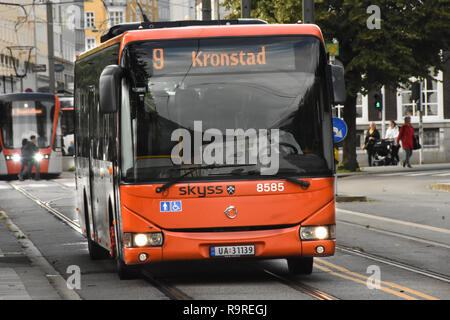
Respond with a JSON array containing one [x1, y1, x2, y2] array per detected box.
[[18, 138, 30, 181], [21, 135, 40, 180], [68, 141, 75, 156], [396, 116, 415, 168], [363, 122, 380, 167], [385, 120, 400, 164]]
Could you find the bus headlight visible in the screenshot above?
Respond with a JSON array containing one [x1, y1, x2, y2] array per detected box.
[[124, 232, 164, 248], [300, 225, 336, 241], [34, 153, 44, 162]]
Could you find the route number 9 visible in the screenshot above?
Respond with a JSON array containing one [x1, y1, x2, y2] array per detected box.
[[256, 183, 284, 192]]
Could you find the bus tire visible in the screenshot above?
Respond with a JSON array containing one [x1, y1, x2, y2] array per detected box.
[[116, 258, 141, 280], [287, 257, 314, 275], [84, 195, 110, 260]]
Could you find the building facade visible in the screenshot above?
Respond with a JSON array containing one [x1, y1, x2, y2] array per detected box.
[[84, 0, 158, 51], [0, 0, 83, 94], [335, 63, 450, 165]]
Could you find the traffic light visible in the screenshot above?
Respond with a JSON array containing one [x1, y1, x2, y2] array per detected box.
[[411, 81, 421, 101], [373, 93, 382, 110]]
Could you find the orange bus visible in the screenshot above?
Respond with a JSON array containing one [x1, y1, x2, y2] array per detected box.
[[0, 93, 63, 178], [74, 20, 345, 279]]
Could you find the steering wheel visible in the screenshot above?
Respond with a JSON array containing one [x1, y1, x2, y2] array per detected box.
[[279, 142, 300, 155]]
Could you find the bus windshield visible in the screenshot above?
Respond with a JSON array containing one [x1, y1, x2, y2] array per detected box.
[[0, 98, 55, 149], [121, 36, 333, 183]]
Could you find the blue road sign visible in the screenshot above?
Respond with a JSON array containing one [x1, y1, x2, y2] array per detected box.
[[333, 117, 348, 143]]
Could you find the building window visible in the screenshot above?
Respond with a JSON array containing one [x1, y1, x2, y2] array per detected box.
[[85, 37, 96, 51], [356, 130, 364, 148], [423, 128, 439, 147], [356, 93, 363, 118], [399, 77, 439, 118], [422, 78, 438, 116], [332, 93, 362, 119], [109, 10, 124, 26], [85, 12, 95, 29]]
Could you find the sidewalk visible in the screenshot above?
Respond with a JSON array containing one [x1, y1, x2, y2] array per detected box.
[[337, 162, 450, 177], [0, 209, 63, 300], [336, 162, 450, 201]]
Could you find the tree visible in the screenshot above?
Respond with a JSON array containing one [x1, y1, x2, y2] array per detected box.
[[222, 0, 450, 170]]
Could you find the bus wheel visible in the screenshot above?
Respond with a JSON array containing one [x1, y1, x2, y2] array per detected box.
[[116, 258, 141, 280], [287, 257, 314, 275], [86, 231, 110, 260], [84, 197, 109, 260]]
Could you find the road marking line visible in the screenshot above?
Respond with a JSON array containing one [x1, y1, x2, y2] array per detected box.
[[313, 263, 418, 300], [432, 173, 450, 177], [336, 245, 450, 283], [406, 171, 446, 176], [316, 258, 439, 300], [337, 220, 450, 249], [336, 208, 450, 235], [375, 173, 407, 176]]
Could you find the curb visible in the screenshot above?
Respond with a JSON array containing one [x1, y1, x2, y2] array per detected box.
[[335, 195, 368, 202], [0, 210, 82, 300]]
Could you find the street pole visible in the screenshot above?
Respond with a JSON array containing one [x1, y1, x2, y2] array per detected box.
[[202, 0, 211, 21], [241, 0, 251, 19], [302, 0, 314, 23], [381, 86, 386, 138], [212, 0, 220, 20], [419, 82, 424, 164], [46, 0, 55, 93]]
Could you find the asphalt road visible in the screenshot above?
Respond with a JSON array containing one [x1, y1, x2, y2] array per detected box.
[[0, 169, 448, 301]]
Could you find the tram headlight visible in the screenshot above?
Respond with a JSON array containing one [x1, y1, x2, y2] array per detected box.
[[300, 225, 336, 241], [12, 154, 22, 162], [34, 153, 44, 162], [124, 232, 164, 248], [6, 154, 22, 162]]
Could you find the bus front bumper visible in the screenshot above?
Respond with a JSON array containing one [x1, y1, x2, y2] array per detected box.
[[122, 225, 335, 265]]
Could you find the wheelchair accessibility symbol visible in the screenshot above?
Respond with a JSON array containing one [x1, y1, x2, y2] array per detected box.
[[160, 200, 182, 212], [171, 201, 182, 212]]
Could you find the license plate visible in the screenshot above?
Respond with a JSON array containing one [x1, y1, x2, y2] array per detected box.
[[210, 245, 255, 257]]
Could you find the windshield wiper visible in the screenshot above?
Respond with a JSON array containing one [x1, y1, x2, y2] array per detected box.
[[226, 167, 311, 190], [155, 164, 255, 193], [284, 176, 310, 190], [270, 168, 311, 190]]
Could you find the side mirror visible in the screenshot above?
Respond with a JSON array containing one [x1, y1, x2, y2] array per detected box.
[[99, 65, 123, 113], [330, 64, 346, 105]]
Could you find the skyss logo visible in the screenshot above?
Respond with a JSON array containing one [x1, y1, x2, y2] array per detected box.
[[178, 185, 235, 198]]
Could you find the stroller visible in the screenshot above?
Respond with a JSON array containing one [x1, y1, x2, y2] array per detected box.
[[371, 139, 399, 166]]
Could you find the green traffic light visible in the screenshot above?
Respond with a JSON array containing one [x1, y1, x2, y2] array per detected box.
[[376, 102, 381, 108]]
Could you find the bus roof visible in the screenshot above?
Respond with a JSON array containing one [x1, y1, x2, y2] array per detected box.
[[77, 23, 324, 62]]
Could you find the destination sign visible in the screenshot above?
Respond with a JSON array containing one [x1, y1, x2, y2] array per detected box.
[[12, 107, 43, 116], [148, 42, 296, 75]]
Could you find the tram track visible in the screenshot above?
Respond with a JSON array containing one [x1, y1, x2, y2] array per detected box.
[[335, 244, 450, 284], [7, 180, 448, 300]]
